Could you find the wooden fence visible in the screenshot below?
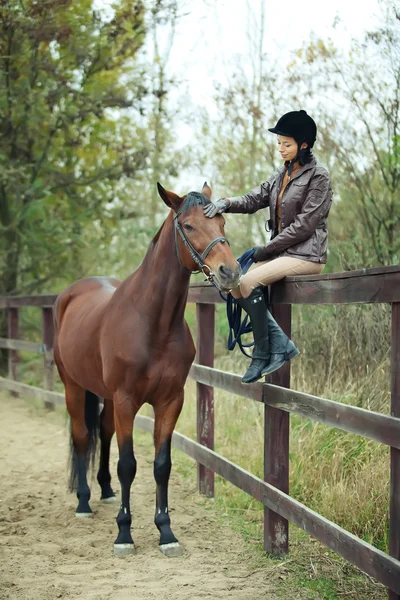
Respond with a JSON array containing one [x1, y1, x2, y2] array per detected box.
[[1, 264, 400, 597]]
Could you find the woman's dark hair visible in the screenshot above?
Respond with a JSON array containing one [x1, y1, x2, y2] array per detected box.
[[287, 142, 313, 176], [297, 144, 313, 165]]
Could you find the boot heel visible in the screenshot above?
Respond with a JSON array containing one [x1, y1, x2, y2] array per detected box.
[[261, 347, 300, 377], [286, 347, 300, 360]]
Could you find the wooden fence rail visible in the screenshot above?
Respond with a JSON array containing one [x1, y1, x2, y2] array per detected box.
[[0, 264, 400, 598]]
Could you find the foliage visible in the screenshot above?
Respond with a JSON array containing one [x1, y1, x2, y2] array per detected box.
[[203, 0, 400, 269], [0, 0, 149, 297], [287, 1, 400, 268], [78, 0, 194, 279], [204, 3, 287, 255]]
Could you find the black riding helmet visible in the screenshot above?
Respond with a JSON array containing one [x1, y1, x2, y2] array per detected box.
[[268, 109, 317, 147], [268, 110, 317, 174]]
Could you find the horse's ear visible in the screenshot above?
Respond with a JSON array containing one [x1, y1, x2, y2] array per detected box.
[[202, 181, 212, 200], [157, 182, 182, 211]]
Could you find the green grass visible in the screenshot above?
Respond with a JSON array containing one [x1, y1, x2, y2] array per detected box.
[[170, 439, 386, 599], [297, 576, 337, 599]]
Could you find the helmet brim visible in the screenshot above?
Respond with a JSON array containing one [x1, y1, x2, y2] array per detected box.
[[268, 127, 293, 136]]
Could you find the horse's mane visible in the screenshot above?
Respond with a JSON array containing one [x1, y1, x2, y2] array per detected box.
[[176, 191, 210, 216]]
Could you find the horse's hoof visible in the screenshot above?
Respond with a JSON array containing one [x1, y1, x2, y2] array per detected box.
[[114, 543, 135, 556], [159, 542, 183, 557], [75, 512, 93, 518], [101, 496, 117, 504]]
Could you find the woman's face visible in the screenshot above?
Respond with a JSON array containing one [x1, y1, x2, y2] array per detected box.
[[277, 136, 307, 161]]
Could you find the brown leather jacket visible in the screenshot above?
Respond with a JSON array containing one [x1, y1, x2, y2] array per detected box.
[[226, 156, 333, 263]]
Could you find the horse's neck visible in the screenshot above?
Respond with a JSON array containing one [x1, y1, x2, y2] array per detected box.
[[124, 211, 191, 325]]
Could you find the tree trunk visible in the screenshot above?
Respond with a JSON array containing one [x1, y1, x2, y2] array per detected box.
[[0, 222, 19, 375]]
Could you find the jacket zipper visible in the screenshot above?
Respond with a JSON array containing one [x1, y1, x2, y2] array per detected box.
[[275, 171, 296, 234], [274, 163, 313, 235]]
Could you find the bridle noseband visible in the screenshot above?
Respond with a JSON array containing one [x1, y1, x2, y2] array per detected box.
[[173, 211, 229, 284]]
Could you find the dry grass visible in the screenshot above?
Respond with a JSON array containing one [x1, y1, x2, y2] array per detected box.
[[177, 302, 392, 554]]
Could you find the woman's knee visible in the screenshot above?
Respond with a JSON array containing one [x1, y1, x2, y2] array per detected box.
[[231, 287, 242, 299], [239, 275, 258, 298]]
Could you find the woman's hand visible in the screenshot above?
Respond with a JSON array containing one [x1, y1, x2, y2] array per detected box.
[[203, 198, 230, 218], [252, 245, 274, 262]]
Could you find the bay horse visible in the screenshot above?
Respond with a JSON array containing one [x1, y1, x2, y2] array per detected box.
[[53, 183, 241, 557]]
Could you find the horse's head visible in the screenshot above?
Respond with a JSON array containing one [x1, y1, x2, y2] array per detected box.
[[157, 182, 241, 292]]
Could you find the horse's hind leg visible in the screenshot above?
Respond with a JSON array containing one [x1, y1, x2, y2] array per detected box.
[[153, 394, 184, 557], [97, 398, 116, 502], [66, 383, 99, 517]]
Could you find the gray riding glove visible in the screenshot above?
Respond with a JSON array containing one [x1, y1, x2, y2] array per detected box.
[[203, 198, 230, 218]]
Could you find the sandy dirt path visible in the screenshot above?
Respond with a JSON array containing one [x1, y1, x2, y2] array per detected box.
[[0, 393, 282, 600]]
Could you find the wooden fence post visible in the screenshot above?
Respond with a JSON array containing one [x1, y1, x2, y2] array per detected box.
[[264, 302, 291, 555], [196, 302, 215, 497], [8, 308, 19, 392], [42, 307, 54, 410], [389, 302, 400, 600]]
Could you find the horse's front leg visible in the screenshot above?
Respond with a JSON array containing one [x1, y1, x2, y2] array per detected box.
[[113, 390, 139, 555], [153, 394, 184, 557]]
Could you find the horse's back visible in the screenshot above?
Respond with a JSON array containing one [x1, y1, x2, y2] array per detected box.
[[54, 276, 120, 330]]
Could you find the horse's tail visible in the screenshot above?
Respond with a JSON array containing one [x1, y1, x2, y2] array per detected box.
[[69, 391, 100, 492]]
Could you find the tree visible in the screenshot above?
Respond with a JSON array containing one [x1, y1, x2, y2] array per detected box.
[[83, 0, 195, 278], [203, 0, 289, 255], [0, 0, 147, 371], [287, 0, 400, 268]]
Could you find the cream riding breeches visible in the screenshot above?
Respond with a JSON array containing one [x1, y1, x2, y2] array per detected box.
[[231, 256, 325, 299]]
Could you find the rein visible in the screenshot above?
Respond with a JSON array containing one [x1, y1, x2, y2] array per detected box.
[[224, 249, 256, 358], [173, 212, 229, 284]]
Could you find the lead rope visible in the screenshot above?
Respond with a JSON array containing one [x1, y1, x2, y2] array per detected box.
[[211, 248, 256, 358]]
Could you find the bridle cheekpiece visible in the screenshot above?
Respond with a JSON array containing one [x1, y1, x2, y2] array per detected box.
[[173, 207, 229, 284]]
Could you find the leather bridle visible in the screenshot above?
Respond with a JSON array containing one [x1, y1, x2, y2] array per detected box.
[[173, 211, 229, 284]]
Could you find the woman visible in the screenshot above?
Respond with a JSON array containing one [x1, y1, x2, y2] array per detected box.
[[204, 110, 333, 383]]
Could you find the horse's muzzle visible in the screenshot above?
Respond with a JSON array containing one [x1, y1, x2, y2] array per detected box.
[[213, 263, 242, 293]]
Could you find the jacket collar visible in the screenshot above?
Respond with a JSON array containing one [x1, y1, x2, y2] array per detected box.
[[277, 155, 316, 182]]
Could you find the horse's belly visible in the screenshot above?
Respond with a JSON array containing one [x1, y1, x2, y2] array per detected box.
[[57, 301, 110, 397], [58, 339, 109, 397]]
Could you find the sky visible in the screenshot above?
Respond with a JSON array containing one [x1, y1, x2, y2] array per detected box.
[[150, 0, 381, 187], [165, 0, 381, 112], [95, 0, 382, 109], [95, 0, 383, 188], [147, 0, 383, 173]]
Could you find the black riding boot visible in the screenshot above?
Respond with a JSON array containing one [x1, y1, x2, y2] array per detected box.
[[261, 311, 300, 376], [237, 287, 270, 384]]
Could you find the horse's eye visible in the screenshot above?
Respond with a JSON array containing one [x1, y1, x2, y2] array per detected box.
[[183, 224, 194, 232]]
